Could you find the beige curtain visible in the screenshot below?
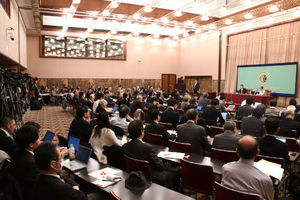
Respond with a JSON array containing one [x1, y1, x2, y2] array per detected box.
[[224, 20, 300, 106]]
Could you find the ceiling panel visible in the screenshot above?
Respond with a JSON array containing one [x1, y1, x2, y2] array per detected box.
[[174, 13, 199, 22], [76, 0, 110, 12], [111, 3, 143, 15], [143, 8, 173, 18], [41, 0, 72, 9]]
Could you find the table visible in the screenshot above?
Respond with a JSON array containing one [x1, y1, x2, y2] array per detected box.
[[224, 93, 273, 104], [74, 158, 194, 200]]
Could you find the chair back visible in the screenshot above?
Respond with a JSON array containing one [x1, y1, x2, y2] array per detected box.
[[57, 134, 68, 147], [176, 109, 184, 115], [145, 132, 165, 146], [290, 130, 298, 138], [124, 155, 152, 181], [233, 120, 242, 130], [111, 125, 125, 137], [210, 126, 224, 137], [210, 148, 239, 162], [181, 159, 213, 195], [286, 138, 299, 152], [159, 122, 173, 130], [256, 155, 285, 169], [214, 182, 260, 200], [110, 191, 121, 200], [169, 140, 192, 154]]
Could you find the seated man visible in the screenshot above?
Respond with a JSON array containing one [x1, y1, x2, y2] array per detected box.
[[110, 105, 133, 136], [9, 125, 41, 200], [212, 121, 240, 151], [278, 110, 300, 137], [241, 105, 265, 138], [145, 97, 159, 123], [177, 109, 209, 155], [122, 120, 179, 191], [145, 109, 176, 146], [34, 142, 87, 200], [222, 135, 274, 200], [68, 106, 92, 146], [259, 117, 290, 164], [160, 98, 179, 129], [236, 96, 254, 119], [238, 84, 247, 94], [265, 100, 281, 117], [0, 117, 16, 156], [202, 98, 225, 126]]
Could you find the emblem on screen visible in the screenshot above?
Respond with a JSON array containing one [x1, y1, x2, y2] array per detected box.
[[257, 71, 270, 84]]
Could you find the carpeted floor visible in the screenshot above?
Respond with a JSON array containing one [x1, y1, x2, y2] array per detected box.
[[23, 105, 75, 139]]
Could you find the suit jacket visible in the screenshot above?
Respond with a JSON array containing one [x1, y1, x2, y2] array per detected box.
[[160, 107, 179, 129], [34, 174, 87, 200], [145, 122, 176, 146], [9, 148, 39, 200], [68, 117, 92, 146], [212, 132, 240, 151], [145, 104, 158, 123], [237, 104, 254, 119], [278, 118, 300, 138], [202, 106, 225, 126], [129, 100, 144, 118], [193, 83, 200, 94], [258, 135, 290, 164], [238, 88, 247, 94], [176, 120, 208, 155], [0, 129, 16, 156], [241, 116, 264, 138], [198, 97, 210, 108], [122, 138, 164, 172]]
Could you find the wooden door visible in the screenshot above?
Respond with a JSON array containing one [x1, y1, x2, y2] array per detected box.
[[161, 74, 177, 95]]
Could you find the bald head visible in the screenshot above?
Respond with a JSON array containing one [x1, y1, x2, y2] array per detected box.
[[237, 135, 259, 160]]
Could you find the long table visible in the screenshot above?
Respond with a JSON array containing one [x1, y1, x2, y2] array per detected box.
[[224, 93, 273, 104]]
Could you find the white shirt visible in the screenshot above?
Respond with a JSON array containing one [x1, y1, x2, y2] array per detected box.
[[110, 117, 130, 135], [92, 99, 100, 113]]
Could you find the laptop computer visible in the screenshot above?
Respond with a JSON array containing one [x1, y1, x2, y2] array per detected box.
[[221, 112, 227, 120], [227, 105, 235, 110], [254, 102, 262, 108], [197, 105, 202, 111], [113, 105, 118, 112], [63, 145, 92, 172], [68, 136, 80, 151], [43, 131, 55, 142]]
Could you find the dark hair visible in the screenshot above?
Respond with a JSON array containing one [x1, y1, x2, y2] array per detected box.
[[186, 109, 198, 120], [220, 93, 226, 100], [237, 136, 258, 159], [253, 104, 266, 118], [94, 112, 111, 138], [123, 93, 128, 99], [128, 120, 144, 139], [211, 98, 219, 106], [119, 105, 130, 118], [269, 100, 277, 107], [35, 142, 58, 171], [24, 121, 41, 130], [168, 98, 178, 107], [246, 96, 254, 105], [265, 117, 279, 134], [289, 99, 297, 106], [15, 125, 39, 149], [0, 116, 13, 128], [223, 121, 236, 131], [76, 105, 88, 118], [150, 109, 160, 121], [95, 92, 104, 100], [79, 91, 84, 98], [151, 97, 158, 103]]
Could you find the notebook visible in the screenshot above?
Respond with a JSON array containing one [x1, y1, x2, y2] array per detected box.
[[221, 112, 227, 120], [68, 136, 80, 151], [43, 131, 55, 142], [63, 145, 92, 172], [197, 105, 202, 111], [227, 105, 235, 110]]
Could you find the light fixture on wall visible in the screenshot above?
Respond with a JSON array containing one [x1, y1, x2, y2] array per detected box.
[[6, 27, 15, 41], [269, 5, 279, 13]]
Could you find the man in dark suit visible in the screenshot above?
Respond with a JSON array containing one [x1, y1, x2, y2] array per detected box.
[[145, 97, 159, 123], [259, 117, 290, 164], [241, 105, 265, 138], [160, 98, 179, 129], [212, 121, 241, 151], [122, 120, 179, 190], [177, 109, 209, 155], [202, 98, 225, 126], [238, 84, 247, 94], [193, 80, 200, 94], [8, 125, 41, 200], [0, 117, 16, 156], [34, 142, 87, 200], [145, 109, 176, 146], [68, 106, 92, 147], [236, 96, 254, 119], [278, 110, 300, 137]]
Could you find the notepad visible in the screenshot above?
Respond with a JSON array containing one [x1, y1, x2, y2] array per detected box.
[[89, 167, 121, 188], [254, 159, 284, 180], [158, 151, 185, 160]]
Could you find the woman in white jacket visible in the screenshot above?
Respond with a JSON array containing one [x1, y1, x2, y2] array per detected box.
[[89, 112, 127, 164]]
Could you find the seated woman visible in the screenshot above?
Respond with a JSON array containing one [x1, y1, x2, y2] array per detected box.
[[89, 112, 127, 164]]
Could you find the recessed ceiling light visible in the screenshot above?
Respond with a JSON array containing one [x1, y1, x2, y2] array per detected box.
[[144, 5, 152, 13], [110, 1, 119, 9], [69, 5, 76, 13], [269, 5, 278, 13], [133, 13, 140, 20], [225, 19, 233, 25], [244, 13, 253, 19], [174, 10, 182, 17], [201, 14, 209, 21]]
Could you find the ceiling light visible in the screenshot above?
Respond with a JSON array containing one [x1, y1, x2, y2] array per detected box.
[[59, 31, 65, 38], [133, 31, 139, 36], [103, 10, 110, 16], [173, 35, 178, 40], [269, 5, 278, 13], [73, 0, 80, 4], [90, 11, 98, 17], [161, 17, 168, 24], [133, 13, 140, 20], [106, 33, 111, 38], [225, 19, 233, 25], [195, 29, 201, 34], [111, 29, 117, 34], [110, 1, 119, 9], [293, 9, 300, 17], [87, 27, 93, 32], [183, 32, 189, 37], [201, 14, 209, 21], [153, 33, 160, 38], [69, 5, 76, 13], [174, 10, 182, 17], [244, 13, 253, 19], [63, 8, 69, 14], [81, 32, 87, 39], [62, 25, 68, 31], [220, 6, 227, 14], [209, 24, 216, 29], [185, 20, 194, 27], [144, 5, 152, 13]]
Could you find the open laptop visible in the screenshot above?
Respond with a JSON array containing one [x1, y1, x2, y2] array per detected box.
[[68, 136, 80, 151], [221, 112, 227, 120], [197, 105, 202, 111], [43, 131, 55, 142], [227, 105, 235, 110], [63, 145, 92, 172], [254, 102, 262, 108]]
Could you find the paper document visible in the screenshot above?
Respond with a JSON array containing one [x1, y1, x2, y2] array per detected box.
[[89, 167, 121, 188], [254, 159, 284, 180], [167, 130, 177, 136], [158, 151, 185, 160], [89, 167, 120, 180]]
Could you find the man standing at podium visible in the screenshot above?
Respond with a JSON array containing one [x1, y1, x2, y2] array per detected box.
[[238, 84, 247, 94], [193, 80, 200, 94]]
